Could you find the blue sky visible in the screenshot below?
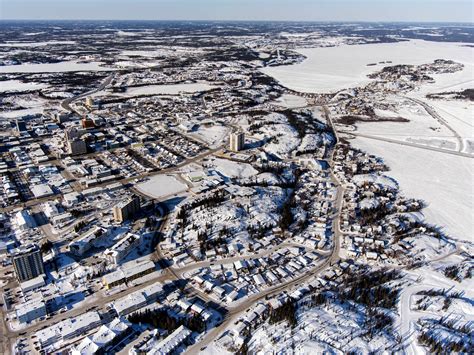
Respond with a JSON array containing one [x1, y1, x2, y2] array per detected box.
[[1, 0, 472, 22]]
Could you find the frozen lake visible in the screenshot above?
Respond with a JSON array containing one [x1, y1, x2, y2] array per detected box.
[[263, 39, 474, 242], [262, 40, 473, 93], [351, 136, 473, 242]]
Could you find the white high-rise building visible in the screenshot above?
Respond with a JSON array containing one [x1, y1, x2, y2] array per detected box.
[[229, 131, 245, 152]]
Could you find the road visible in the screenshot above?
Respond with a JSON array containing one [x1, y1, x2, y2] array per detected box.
[[342, 131, 473, 158], [61, 73, 115, 113], [1, 101, 346, 354], [185, 105, 345, 354], [404, 96, 464, 153], [0, 146, 223, 214]]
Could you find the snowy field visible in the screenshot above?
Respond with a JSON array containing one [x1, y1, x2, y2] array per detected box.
[[354, 95, 460, 151], [135, 174, 187, 199], [0, 80, 47, 92], [351, 136, 473, 242], [190, 124, 230, 147], [272, 94, 308, 108], [123, 82, 215, 96], [262, 40, 473, 93], [206, 157, 258, 179], [0, 60, 113, 73]]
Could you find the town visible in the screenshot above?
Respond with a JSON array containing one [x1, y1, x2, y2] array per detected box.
[[0, 20, 472, 355]]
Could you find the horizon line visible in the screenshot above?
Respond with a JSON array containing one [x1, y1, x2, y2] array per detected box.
[[0, 19, 473, 25]]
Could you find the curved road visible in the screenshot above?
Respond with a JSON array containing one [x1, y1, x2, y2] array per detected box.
[[61, 73, 115, 113], [185, 105, 345, 354]]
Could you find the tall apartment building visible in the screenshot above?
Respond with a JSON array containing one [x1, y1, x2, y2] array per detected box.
[[113, 196, 141, 223], [16, 119, 27, 132], [67, 138, 87, 156], [12, 245, 45, 282], [229, 131, 245, 152], [65, 127, 83, 141]]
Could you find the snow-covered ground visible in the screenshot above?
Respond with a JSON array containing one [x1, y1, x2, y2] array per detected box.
[[262, 39, 473, 242], [272, 94, 307, 108], [0, 60, 113, 73], [262, 40, 473, 93], [123, 82, 215, 96], [351, 136, 473, 242], [135, 174, 188, 199], [0, 80, 47, 93], [354, 95, 460, 151], [206, 158, 258, 179], [190, 124, 230, 148], [0, 41, 75, 47]]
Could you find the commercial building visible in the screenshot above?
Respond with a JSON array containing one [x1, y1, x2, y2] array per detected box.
[[15, 210, 37, 230], [68, 138, 87, 156], [20, 275, 45, 293], [71, 317, 131, 355], [15, 297, 47, 324], [36, 311, 102, 350], [12, 245, 45, 282], [112, 196, 140, 223], [65, 127, 83, 141], [229, 131, 245, 152], [101, 259, 156, 289]]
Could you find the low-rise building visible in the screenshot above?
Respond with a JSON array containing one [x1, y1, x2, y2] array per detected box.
[[69, 226, 109, 256], [15, 297, 46, 324], [104, 233, 140, 265], [102, 259, 156, 289]]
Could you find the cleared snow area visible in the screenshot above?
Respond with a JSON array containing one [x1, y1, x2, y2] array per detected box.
[[272, 94, 307, 108], [123, 82, 215, 96], [351, 136, 473, 242], [0, 60, 114, 73], [262, 40, 473, 93], [206, 158, 258, 179], [135, 174, 187, 199], [190, 124, 230, 147], [0, 80, 47, 93], [0, 107, 43, 119]]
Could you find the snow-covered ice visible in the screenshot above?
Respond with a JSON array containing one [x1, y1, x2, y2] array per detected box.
[[351, 136, 473, 242], [262, 40, 473, 93]]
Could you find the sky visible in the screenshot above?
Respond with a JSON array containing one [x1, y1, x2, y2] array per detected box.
[[0, 0, 472, 22]]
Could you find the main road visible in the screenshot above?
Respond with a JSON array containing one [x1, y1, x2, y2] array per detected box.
[[61, 73, 115, 113]]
